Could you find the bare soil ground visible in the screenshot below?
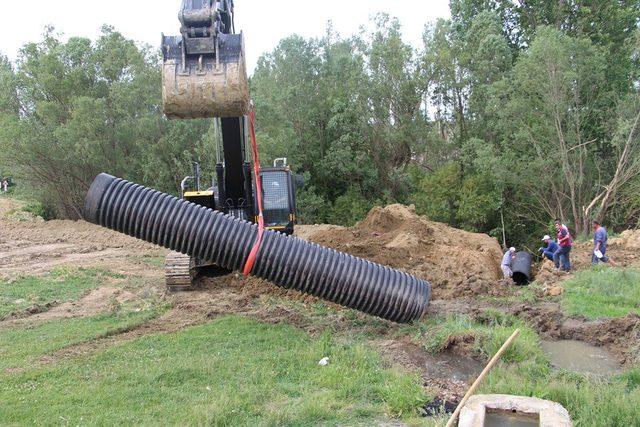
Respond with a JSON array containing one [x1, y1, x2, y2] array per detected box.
[[1, 197, 639, 404], [0, 215, 164, 280]]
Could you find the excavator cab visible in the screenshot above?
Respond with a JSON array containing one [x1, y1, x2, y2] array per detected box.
[[260, 159, 298, 235]]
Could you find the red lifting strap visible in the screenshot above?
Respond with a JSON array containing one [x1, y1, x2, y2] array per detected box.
[[242, 108, 264, 276]]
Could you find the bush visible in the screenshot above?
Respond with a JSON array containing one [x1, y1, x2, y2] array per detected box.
[[22, 200, 56, 220], [328, 186, 375, 226]]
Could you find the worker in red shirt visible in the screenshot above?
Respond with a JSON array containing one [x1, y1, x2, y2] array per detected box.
[[552, 219, 573, 272]]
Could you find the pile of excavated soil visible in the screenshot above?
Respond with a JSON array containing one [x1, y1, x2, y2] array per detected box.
[[293, 204, 505, 299], [609, 229, 640, 253], [534, 260, 565, 287]]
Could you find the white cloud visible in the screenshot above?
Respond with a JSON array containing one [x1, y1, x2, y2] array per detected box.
[[0, 0, 450, 73]]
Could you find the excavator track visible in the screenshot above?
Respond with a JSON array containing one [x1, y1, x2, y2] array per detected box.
[[164, 251, 196, 291]]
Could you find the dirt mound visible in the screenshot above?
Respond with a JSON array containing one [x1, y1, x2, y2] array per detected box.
[[534, 260, 565, 287], [610, 229, 640, 250], [295, 204, 504, 299]]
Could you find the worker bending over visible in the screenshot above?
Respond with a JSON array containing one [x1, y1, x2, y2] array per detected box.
[[539, 235, 559, 261], [501, 247, 516, 279]]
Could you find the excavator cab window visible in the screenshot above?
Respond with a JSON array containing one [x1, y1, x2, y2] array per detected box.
[[260, 169, 296, 235]]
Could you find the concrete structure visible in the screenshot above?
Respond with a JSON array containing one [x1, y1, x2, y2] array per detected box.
[[458, 394, 572, 427]]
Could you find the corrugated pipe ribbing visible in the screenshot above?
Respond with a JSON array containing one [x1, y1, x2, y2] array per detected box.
[[84, 173, 431, 322]]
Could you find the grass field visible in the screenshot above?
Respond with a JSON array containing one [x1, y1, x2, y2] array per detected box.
[[0, 316, 426, 425], [0, 265, 427, 425], [0, 268, 123, 319], [2, 260, 640, 425], [562, 267, 640, 319], [0, 309, 165, 372]]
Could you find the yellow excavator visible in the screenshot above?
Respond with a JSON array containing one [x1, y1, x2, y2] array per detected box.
[[161, 0, 299, 290]]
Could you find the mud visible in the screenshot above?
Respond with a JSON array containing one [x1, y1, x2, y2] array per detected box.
[[377, 336, 483, 405]]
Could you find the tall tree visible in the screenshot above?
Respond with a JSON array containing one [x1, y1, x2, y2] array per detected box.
[[0, 27, 209, 218], [494, 27, 613, 235]]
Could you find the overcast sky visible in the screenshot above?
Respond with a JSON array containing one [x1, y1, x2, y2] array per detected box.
[[0, 1, 450, 73]]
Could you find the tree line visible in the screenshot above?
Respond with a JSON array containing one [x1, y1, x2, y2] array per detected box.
[[251, 0, 640, 246], [1, 1, 639, 249]]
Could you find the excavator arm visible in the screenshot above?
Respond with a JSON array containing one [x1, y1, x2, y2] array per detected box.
[[161, 0, 298, 290]]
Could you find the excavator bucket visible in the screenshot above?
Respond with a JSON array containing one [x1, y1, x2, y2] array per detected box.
[[161, 1, 249, 119]]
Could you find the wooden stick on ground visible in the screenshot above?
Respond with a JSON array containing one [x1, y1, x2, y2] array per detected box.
[[445, 329, 521, 427]]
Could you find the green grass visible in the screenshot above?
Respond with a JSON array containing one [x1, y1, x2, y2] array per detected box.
[[132, 254, 166, 268], [259, 295, 392, 336], [0, 307, 166, 372], [0, 316, 426, 425], [0, 268, 123, 319], [416, 311, 545, 364], [562, 267, 640, 319]]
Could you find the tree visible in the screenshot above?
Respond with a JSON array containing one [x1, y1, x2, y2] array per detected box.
[[0, 27, 209, 218], [494, 27, 614, 235], [0, 54, 19, 116], [583, 91, 640, 229], [251, 18, 429, 223]]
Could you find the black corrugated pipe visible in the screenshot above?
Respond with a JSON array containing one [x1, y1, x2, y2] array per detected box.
[[84, 174, 431, 323], [512, 251, 533, 285]]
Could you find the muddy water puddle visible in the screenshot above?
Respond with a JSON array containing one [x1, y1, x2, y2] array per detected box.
[[541, 339, 621, 376]]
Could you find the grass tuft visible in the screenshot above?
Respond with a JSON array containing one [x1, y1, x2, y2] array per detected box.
[[420, 312, 545, 364]]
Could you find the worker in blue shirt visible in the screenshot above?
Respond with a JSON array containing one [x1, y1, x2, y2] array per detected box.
[[538, 235, 559, 261], [592, 220, 609, 264]]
